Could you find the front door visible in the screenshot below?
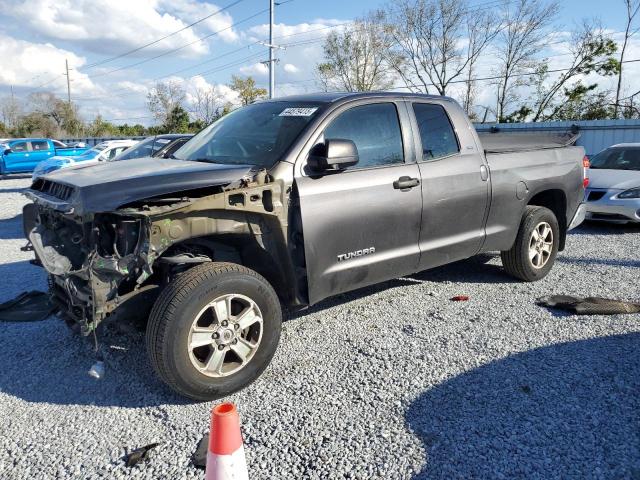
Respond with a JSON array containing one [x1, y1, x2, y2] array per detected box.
[[4, 140, 31, 173], [296, 101, 423, 304], [408, 101, 490, 270]]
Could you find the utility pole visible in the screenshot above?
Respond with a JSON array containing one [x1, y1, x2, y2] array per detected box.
[[269, 0, 275, 98], [64, 59, 72, 104], [260, 1, 285, 99]]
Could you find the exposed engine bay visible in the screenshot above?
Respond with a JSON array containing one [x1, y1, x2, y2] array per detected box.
[[24, 168, 306, 335]]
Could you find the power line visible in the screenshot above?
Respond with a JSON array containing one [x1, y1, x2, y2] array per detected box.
[[83, 0, 244, 70], [88, 7, 270, 80]]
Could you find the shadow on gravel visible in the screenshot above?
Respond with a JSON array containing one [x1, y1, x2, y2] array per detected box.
[[412, 254, 515, 285], [406, 333, 640, 479], [291, 255, 511, 320], [569, 221, 640, 235], [0, 316, 190, 407], [558, 255, 640, 269], [0, 173, 32, 181], [0, 213, 25, 240], [0, 260, 187, 407]]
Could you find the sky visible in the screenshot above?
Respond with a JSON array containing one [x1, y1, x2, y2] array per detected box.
[[0, 0, 637, 125]]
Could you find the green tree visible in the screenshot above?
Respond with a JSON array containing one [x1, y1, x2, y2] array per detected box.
[[526, 23, 619, 121], [317, 11, 395, 92], [228, 76, 266, 106], [163, 105, 190, 133]]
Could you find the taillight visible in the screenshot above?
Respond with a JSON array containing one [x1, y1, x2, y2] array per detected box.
[[582, 155, 589, 189]]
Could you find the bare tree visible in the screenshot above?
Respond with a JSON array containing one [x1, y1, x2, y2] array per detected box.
[[385, 0, 500, 96], [0, 94, 21, 129], [614, 0, 640, 117], [528, 22, 619, 121], [147, 81, 186, 124], [317, 11, 395, 92], [191, 85, 229, 124], [462, 11, 503, 115], [493, 0, 559, 122]]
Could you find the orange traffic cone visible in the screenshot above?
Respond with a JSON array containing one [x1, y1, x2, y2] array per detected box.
[[206, 403, 249, 480]]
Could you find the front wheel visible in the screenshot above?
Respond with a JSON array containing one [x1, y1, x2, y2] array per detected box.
[[500, 206, 560, 282], [146, 262, 282, 401]]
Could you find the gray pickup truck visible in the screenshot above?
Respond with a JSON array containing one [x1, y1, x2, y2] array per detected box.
[[23, 92, 587, 400]]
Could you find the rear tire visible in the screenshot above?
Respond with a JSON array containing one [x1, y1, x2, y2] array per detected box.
[[146, 262, 282, 401], [500, 206, 559, 282]]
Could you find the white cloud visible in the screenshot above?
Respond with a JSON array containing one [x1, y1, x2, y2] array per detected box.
[[239, 62, 269, 77], [116, 81, 150, 94], [184, 75, 239, 106], [283, 63, 300, 74], [0, 0, 237, 57], [0, 34, 99, 96]]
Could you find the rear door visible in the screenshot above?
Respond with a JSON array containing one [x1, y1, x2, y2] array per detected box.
[[408, 100, 490, 270], [3, 140, 31, 172], [29, 140, 54, 169], [295, 99, 423, 304]]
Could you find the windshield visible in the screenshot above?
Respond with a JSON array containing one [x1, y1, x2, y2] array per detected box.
[[173, 101, 323, 167], [590, 147, 640, 171], [87, 144, 107, 154], [115, 136, 158, 160]]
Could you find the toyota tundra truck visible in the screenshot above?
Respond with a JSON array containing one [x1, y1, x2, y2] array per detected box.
[[22, 92, 587, 400]]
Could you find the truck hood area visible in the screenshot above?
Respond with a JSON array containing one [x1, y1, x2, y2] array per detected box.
[[26, 157, 255, 215]]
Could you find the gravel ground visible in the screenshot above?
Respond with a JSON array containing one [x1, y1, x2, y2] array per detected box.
[[0, 176, 639, 479]]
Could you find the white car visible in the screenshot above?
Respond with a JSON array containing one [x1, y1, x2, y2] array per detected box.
[[585, 143, 640, 223], [32, 139, 139, 181]]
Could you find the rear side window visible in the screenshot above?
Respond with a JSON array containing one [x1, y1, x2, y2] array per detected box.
[[31, 140, 49, 151], [323, 103, 404, 169], [11, 141, 28, 152], [412, 103, 459, 161]]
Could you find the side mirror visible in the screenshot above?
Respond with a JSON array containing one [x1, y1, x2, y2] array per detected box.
[[3, 148, 12, 155], [307, 139, 359, 172]]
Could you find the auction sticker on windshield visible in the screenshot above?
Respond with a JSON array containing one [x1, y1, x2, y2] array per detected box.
[[279, 107, 318, 117]]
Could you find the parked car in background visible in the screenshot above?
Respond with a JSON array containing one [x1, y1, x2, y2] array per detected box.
[[32, 139, 138, 180], [1, 138, 89, 174], [584, 143, 640, 223], [148, 134, 194, 159], [114, 134, 192, 161]]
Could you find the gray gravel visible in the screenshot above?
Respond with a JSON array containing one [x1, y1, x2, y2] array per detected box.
[[0, 175, 639, 479]]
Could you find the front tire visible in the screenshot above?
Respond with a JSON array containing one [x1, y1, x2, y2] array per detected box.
[[146, 262, 282, 401], [500, 206, 560, 282]]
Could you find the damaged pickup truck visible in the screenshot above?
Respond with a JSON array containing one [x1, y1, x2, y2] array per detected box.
[[22, 92, 587, 400]]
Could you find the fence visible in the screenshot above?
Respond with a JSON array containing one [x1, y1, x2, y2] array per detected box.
[[474, 119, 640, 156], [62, 119, 640, 155]]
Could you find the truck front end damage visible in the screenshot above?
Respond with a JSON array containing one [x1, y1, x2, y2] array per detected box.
[[24, 168, 304, 335], [26, 203, 153, 334]]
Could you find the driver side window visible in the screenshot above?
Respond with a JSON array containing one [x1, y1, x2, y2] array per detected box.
[[323, 103, 404, 170], [11, 141, 28, 152]]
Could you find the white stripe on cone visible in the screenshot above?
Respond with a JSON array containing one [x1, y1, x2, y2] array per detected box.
[[206, 445, 249, 480]]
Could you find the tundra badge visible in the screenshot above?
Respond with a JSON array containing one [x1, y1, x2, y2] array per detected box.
[[337, 247, 376, 262]]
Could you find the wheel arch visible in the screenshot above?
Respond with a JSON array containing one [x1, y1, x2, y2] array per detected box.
[[526, 188, 567, 251]]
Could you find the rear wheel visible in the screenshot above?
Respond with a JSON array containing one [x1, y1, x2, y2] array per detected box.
[[146, 262, 282, 401], [500, 206, 560, 282]]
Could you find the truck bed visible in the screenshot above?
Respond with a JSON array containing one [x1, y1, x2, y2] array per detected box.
[[477, 131, 580, 154]]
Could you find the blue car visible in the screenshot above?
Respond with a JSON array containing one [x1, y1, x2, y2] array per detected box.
[[0, 138, 88, 175], [32, 139, 137, 180]]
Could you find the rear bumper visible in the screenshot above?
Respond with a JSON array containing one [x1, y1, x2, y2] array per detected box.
[[584, 189, 640, 223], [568, 203, 586, 230]]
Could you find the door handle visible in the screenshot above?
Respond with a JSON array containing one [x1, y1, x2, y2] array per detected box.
[[393, 176, 420, 190], [480, 165, 488, 181]]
